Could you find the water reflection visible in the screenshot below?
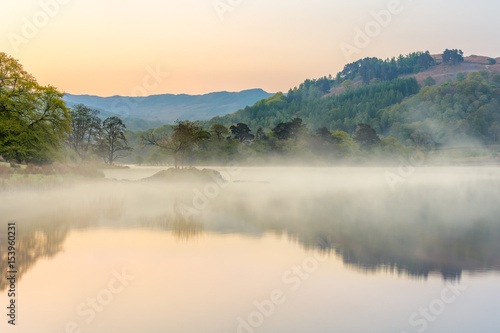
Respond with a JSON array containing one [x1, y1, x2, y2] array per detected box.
[[1, 167, 500, 292], [216, 179, 500, 280], [0, 214, 69, 291], [140, 202, 204, 240]]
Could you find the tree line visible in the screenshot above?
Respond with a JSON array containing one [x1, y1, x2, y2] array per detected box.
[[128, 117, 407, 168], [0, 52, 131, 164], [2, 49, 497, 167]]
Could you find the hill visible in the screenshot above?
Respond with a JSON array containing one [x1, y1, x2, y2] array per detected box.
[[404, 54, 500, 86], [204, 50, 500, 145], [122, 50, 500, 166], [63, 89, 273, 131]]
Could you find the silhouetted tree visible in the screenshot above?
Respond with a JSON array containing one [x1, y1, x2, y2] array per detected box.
[[230, 123, 254, 142], [273, 118, 306, 140], [255, 126, 265, 141], [95, 116, 132, 164], [442, 49, 464, 65], [316, 127, 332, 141], [272, 122, 292, 140], [68, 104, 101, 160], [353, 124, 381, 150]]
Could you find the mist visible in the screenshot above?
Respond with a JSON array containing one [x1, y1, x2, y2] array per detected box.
[[2, 166, 500, 283]]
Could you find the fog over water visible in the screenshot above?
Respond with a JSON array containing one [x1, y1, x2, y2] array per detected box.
[[1, 166, 500, 333]]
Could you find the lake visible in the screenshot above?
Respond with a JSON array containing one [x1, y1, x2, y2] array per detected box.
[[1, 166, 500, 333]]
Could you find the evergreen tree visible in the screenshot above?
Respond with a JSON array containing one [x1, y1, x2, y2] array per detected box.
[[230, 123, 254, 142]]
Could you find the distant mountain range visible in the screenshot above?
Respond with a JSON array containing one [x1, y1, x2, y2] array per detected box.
[[63, 89, 273, 131]]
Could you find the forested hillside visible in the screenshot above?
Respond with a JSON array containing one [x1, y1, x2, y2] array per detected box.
[[207, 78, 420, 133], [204, 49, 500, 146], [125, 49, 500, 166]]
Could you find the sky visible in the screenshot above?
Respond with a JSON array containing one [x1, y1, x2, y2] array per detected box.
[[1, 0, 500, 97]]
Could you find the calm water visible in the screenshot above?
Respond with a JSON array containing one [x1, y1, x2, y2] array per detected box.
[[1, 166, 500, 333]]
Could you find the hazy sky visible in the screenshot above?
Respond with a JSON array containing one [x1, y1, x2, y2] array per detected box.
[[1, 0, 499, 96]]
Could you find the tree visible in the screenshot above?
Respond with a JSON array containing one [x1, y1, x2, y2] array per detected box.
[[272, 122, 292, 140], [230, 123, 254, 143], [210, 124, 229, 142], [423, 76, 436, 86], [488, 58, 497, 65], [68, 104, 101, 160], [456, 72, 466, 82], [142, 120, 205, 169], [442, 49, 464, 65], [316, 127, 332, 142], [353, 124, 381, 150], [255, 126, 265, 141], [290, 118, 306, 136], [0, 52, 71, 163], [95, 117, 132, 164], [272, 118, 306, 140]]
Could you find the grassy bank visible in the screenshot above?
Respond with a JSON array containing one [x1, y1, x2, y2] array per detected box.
[[0, 162, 105, 190]]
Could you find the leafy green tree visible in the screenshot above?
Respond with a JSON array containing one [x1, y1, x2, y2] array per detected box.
[[353, 124, 381, 150], [142, 120, 205, 169], [456, 72, 466, 82], [68, 104, 101, 160], [210, 124, 230, 142], [488, 58, 497, 65], [95, 117, 132, 164], [0, 53, 71, 163], [424, 76, 436, 86]]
